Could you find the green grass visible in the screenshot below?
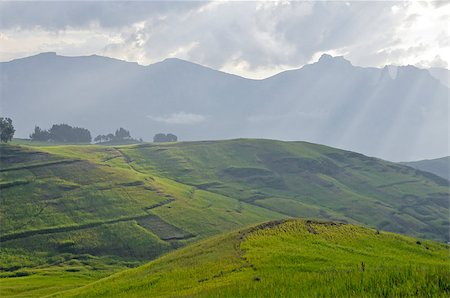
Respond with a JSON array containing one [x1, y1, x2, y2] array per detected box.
[[52, 219, 450, 297], [0, 249, 137, 298], [120, 139, 449, 241], [0, 142, 283, 296], [1, 139, 449, 297]]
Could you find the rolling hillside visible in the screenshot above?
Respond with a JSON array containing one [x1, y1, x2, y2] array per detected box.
[[120, 139, 449, 242], [1, 139, 449, 296], [0, 143, 281, 297], [402, 156, 450, 181], [1, 53, 448, 161], [53, 219, 450, 297]]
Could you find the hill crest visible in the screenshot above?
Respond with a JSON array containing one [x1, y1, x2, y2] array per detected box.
[[53, 218, 450, 298]]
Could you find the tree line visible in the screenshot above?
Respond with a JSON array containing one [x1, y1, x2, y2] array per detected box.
[[94, 128, 143, 144], [30, 124, 92, 143], [0, 118, 179, 144]]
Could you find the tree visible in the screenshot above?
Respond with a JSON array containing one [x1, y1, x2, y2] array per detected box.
[[30, 126, 50, 141], [106, 133, 114, 142], [153, 133, 178, 143], [48, 124, 91, 143], [29, 124, 91, 143], [166, 133, 178, 142], [153, 133, 166, 143], [0, 117, 15, 143], [115, 128, 131, 140], [95, 128, 139, 144], [94, 135, 105, 143]]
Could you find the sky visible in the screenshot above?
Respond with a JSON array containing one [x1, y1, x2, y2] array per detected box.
[[0, 0, 448, 79]]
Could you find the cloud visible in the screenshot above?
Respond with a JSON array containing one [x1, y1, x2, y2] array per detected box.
[[421, 55, 448, 69], [147, 112, 207, 125], [0, 1, 448, 77], [0, 2, 201, 30]]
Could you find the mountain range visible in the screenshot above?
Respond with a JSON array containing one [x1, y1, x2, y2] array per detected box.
[[1, 52, 448, 161], [402, 156, 450, 181]]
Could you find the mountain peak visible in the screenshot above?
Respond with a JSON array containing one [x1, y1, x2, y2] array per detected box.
[[162, 57, 185, 62], [154, 57, 233, 77], [318, 53, 334, 61], [317, 54, 352, 66], [160, 57, 197, 66], [35, 51, 57, 57]]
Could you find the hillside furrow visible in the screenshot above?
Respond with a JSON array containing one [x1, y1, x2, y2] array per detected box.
[[0, 159, 81, 172], [0, 200, 176, 242], [377, 179, 420, 188]]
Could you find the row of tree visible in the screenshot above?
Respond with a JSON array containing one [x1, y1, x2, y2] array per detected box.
[[29, 124, 178, 144], [94, 128, 143, 144], [1, 118, 179, 144], [30, 124, 92, 143]]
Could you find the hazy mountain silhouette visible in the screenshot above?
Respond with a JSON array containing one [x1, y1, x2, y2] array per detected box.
[[427, 67, 449, 87], [402, 156, 450, 181], [1, 52, 448, 161]]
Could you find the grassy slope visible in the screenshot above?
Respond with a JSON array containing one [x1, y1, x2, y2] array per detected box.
[[53, 219, 450, 298], [120, 139, 449, 242], [0, 143, 281, 297], [402, 156, 450, 181], [1, 139, 448, 296]]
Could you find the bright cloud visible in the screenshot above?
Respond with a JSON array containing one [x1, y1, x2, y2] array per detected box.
[[0, 1, 448, 78]]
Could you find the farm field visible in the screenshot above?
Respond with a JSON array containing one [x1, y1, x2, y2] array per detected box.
[[1, 139, 448, 297]]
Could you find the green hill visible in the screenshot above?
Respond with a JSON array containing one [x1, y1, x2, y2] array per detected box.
[[119, 139, 449, 241], [402, 156, 450, 181], [1, 139, 449, 297], [0, 143, 280, 297], [53, 219, 450, 297]]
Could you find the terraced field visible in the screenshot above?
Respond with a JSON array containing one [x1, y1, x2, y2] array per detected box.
[[1, 139, 448, 297], [121, 139, 449, 241], [0, 143, 281, 297]]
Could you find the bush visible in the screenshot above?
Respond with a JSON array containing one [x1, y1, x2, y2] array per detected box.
[[153, 133, 178, 143]]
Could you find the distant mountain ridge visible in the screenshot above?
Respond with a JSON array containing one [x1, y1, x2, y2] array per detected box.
[[1, 52, 448, 161], [402, 156, 450, 181], [428, 67, 449, 87]]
